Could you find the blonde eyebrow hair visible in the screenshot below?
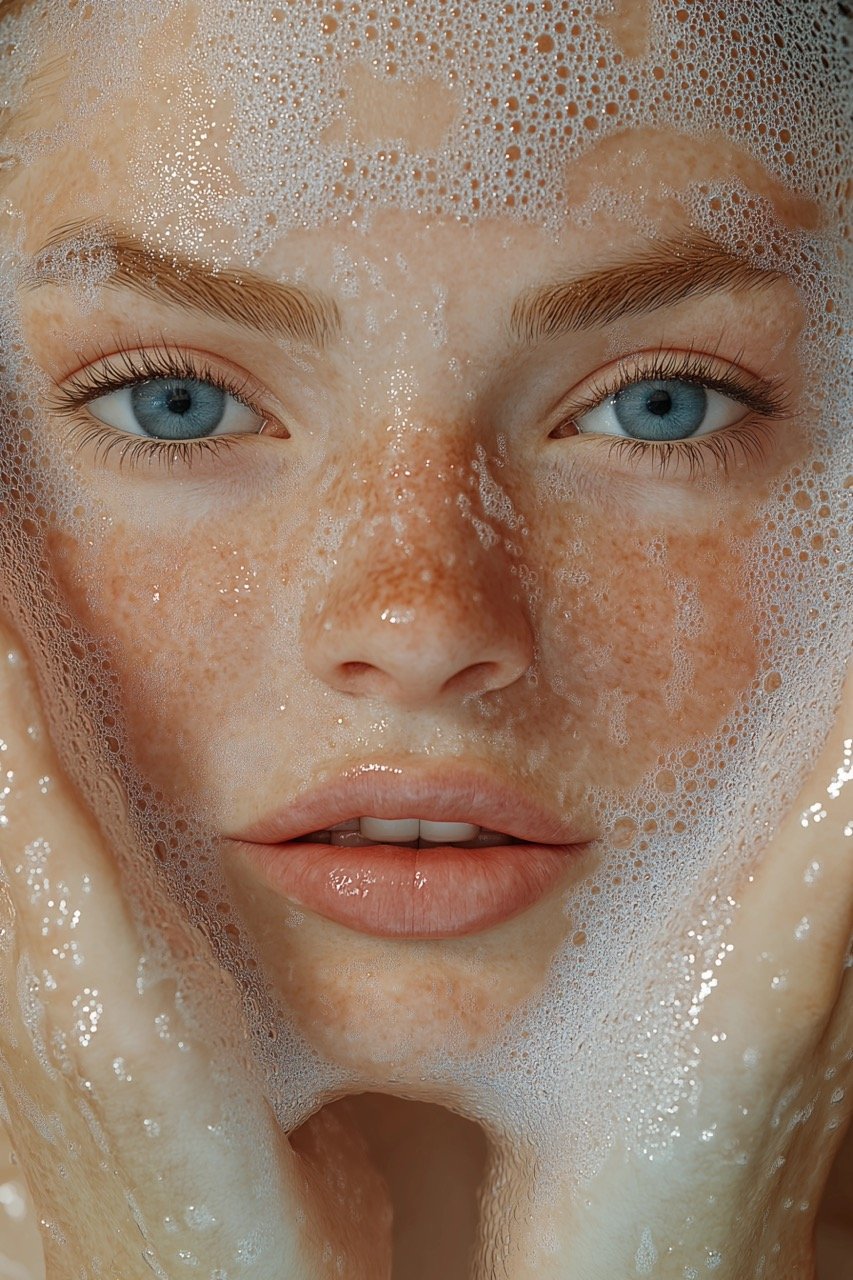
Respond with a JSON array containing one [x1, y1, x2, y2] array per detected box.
[[509, 232, 784, 344], [27, 221, 784, 355], [27, 220, 343, 349]]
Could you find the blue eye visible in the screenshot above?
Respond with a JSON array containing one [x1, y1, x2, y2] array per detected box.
[[87, 376, 263, 440], [576, 377, 748, 442]]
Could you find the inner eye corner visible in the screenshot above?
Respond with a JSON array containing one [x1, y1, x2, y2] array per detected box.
[[259, 418, 291, 440], [548, 419, 579, 441]]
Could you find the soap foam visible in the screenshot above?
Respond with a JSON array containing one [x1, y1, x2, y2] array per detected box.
[[0, 0, 849, 1265]]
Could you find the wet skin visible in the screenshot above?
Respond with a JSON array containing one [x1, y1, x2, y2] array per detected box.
[[1, 11, 849, 1269], [2, 28, 820, 1079]]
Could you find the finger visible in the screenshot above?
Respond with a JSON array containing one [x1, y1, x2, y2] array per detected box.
[[0, 622, 147, 1018], [741, 663, 853, 1023], [698, 664, 853, 1074]]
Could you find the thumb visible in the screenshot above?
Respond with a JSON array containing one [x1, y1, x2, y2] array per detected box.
[[733, 664, 852, 1029], [696, 662, 853, 1080]]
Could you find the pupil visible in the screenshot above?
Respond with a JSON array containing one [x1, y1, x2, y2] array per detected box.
[[167, 386, 193, 416], [646, 389, 672, 417]]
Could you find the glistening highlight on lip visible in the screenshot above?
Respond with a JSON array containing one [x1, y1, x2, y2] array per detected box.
[[232, 838, 589, 938], [227, 766, 594, 938]]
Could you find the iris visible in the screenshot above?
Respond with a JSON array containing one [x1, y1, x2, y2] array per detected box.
[[612, 380, 707, 441], [129, 378, 227, 440]]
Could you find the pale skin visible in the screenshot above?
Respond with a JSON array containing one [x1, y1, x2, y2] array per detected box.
[[0, 4, 851, 1277]]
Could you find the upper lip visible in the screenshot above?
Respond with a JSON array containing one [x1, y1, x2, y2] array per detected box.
[[228, 763, 593, 847]]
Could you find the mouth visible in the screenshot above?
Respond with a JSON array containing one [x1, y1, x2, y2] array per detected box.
[[299, 816, 518, 848], [228, 767, 594, 940]]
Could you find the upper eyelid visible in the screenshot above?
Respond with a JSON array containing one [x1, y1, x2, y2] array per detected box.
[[553, 348, 789, 421], [51, 344, 276, 422], [65, 347, 259, 397], [586, 350, 766, 397]]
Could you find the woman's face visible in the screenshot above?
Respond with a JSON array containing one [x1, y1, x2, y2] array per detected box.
[[0, 0, 848, 1138]]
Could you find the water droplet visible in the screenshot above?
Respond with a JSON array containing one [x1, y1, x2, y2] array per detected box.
[[185, 1202, 216, 1229]]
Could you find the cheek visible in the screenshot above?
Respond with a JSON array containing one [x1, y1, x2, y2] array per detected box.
[[45, 518, 302, 811], [542, 512, 760, 787]]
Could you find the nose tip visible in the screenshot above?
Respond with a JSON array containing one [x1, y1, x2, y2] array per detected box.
[[306, 590, 534, 710]]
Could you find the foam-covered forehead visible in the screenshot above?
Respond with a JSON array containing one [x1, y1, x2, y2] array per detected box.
[[1, 0, 849, 260]]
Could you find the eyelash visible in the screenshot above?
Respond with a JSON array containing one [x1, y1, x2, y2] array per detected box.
[[49, 341, 790, 479], [553, 346, 790, 481], [48, 340, 268, 473]]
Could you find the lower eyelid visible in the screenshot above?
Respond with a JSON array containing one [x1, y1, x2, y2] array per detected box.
[[61, 419, 256, 476], [601, 418, 777, 481]]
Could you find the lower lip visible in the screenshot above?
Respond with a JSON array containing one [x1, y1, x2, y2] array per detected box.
[[232, 840, 587, 939]]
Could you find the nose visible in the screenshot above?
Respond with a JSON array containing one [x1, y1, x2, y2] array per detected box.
[[302, 483, 534, 711]]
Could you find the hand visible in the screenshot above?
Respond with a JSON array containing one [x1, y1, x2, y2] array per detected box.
[[494, 666, 852, 1280], [0, 622, 391, 1280]]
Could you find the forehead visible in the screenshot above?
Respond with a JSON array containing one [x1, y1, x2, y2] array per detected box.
[[0, 0, 847, 263]]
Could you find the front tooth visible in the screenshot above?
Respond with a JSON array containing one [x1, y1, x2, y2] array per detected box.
[[359, 816, 420, 843], [419, 820, 480, 843]]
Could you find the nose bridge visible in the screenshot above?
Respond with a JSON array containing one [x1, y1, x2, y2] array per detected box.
[[336, 501, 494, 633], [342, 425, 518, 595], [302, 425, 534, 708]]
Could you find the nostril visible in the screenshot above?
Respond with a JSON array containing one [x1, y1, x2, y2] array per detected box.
[[340, 661, 375, 681], [338, 661, 387, 695], [443, 661, 504, 697]]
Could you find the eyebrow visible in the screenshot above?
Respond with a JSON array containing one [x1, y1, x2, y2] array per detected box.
[[509, 233, 784, 344], [28, 223, 781, 353], [26, 221, 342, 349]]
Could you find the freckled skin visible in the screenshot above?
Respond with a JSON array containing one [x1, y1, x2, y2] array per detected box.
[[7, 179, 810, 1066], [0, 0, 842, 1204], [23, 200, 810, 1083], [1, 4, 851, 1275]]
